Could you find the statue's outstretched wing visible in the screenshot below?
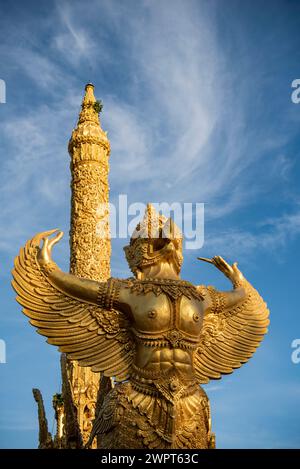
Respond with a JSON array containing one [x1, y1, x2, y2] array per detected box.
[[12, 233, 134, 381], [195, 281, 269, 384]]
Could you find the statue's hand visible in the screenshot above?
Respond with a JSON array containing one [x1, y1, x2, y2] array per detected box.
[[212, 256, 244, 286], [37, 229, 64, 265]]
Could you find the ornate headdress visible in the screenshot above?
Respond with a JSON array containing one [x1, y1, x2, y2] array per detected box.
[[124, 204, 183, 275]]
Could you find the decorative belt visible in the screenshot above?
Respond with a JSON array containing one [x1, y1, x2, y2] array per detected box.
[[131, 327, 200, 350], [130, 364, 199, 403]]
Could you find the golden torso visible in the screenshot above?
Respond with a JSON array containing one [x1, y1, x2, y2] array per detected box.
[[124, 290, 205, 377]]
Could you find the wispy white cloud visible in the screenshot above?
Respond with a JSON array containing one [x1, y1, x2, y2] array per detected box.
[[104, 98, 152, 184], [0, 46, 66, 91], [83, 0, 297, 214], [0, 93, 80, 260], [52, 2, 99, 66], [203, 210, 300, 259]]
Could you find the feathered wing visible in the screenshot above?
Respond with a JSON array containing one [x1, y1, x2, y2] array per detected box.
[[11, 233, 134, 381], [195, 281, 269, 384]]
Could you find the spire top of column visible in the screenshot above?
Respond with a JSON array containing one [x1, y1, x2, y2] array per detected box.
[[69, 84, 110, 154], [82, 83, 96, 106]]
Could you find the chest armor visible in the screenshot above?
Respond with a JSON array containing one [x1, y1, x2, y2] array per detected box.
[[125, 279, 204, 350]]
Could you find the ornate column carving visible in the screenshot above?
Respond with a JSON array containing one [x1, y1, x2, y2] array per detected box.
[[66, 84, 111, 446]]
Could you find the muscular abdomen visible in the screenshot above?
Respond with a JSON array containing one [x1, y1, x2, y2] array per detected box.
[[134, 344, 193, 374]]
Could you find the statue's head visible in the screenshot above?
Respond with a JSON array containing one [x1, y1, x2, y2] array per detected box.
[[124, 204, 183, 278]]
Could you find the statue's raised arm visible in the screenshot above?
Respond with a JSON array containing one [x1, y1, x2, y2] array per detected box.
[[195, 256, 270, 383], [12, 230, 134, 381]]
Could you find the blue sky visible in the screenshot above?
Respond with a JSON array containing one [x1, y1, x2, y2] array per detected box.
[[0, 0, 300, 448]]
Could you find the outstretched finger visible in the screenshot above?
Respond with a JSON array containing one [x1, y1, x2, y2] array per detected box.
[[197, 257, 214, 264], [214, 256, 232, 275], [33, 229, 59, 248], [216, 255, 229, 266], [212, 256, 223, 270], [213, 256, 227, 268], [42, 228, 60, 238], [41, 237, 49, 249], [48, 230, 64, 248]]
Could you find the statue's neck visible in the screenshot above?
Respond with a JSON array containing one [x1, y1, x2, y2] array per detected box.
[[138, 261, 180, 280]]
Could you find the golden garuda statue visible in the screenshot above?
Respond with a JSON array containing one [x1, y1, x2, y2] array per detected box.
[[12, 204, 269, 449]]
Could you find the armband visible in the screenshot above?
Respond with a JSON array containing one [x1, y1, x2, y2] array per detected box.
[[97, 278, 121, 310], [207, 286, 227, 314]]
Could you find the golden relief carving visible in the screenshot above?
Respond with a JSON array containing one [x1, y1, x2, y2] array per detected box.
[[123, 277, 204, 302], [69, 83, 111, 282]]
